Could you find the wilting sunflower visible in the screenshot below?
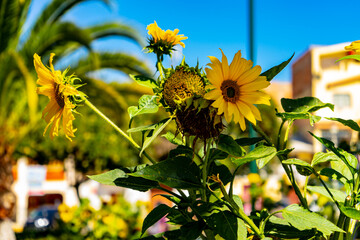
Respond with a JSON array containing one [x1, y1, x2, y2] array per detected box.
[[204, 49, 271, 131], [146, 21, 187, 56], [345, 40, 360, 53], [34, 53, 80, 141]]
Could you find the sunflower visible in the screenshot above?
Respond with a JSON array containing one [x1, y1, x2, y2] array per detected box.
[[345, 40, 360, 53], [146, 21, 187, 56], [204, 49, 271, 131], [34, 53, 80, 141]]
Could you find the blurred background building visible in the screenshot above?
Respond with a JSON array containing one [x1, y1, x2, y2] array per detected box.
[[292, 42, 360, 155]]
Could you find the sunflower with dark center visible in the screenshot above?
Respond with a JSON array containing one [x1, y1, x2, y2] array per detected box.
[[204, 49, 271, 131], [34, 53, 82, 141]]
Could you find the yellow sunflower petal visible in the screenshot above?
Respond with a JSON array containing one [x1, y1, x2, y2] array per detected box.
[[242, 91, 271, 105], [219, 49, 229, 80], [229, 51, 243, 80], [223, 101, 232, 123], [241, 78, 270, 91], [236, 100, 256, 125], [232, 103, 240, 124], [205, 67, 222, 88], [238, 65, 262, 86], [248, 103, 262, 121], [204, 89, 222, 100], [49, 110, 63, 139], [34, 53, 54, 86], [42, 99, 59, 120], [62, 101, 76, 140], [37, 86, 55, 98]]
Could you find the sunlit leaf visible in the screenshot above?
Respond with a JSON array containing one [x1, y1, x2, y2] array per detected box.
[[325, 117, 360, 131], [130, 74, 158, 89], [282, 204, 344, 237], [281, 97, 334, 113], [307, 185, 346, 203]]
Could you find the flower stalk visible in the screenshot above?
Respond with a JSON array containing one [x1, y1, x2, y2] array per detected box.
[[83, 98, 156, 164]]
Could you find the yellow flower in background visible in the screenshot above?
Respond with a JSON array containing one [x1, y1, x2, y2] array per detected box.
[[345, 40, 360, 53], [247, 173, 261, 184], [34, 53, 80, 141], [204, 49, 271, 130], [146, 21, 187, 56]]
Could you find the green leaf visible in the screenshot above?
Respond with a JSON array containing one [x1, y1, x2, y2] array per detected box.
[[232, 195, 244, 212], [162, 132, 183, 145], [311, 152, 337, 166], [282, 204, 344, 237], [130, 74, 158, 89], [207, 211, 244, 240], [282, 158, 312, 167], [168, 145, 194, 159], [128, 118, 170, 133], [179, 222, 206, 239], [276, 112, 321, 126], [307, 185, 346, 203], [261, 53, 294, 82], [209, 148, 229, 162], [141, 204, 172, 236], [217, 134, 244, 157], [113, 176, 159, 192], [337, 55, 360, 62], [319, 168, 348, 184], [130, 156, 202, 189], [88, 168, 159, 192], [209, 161, 232, 187], [88, 169, 124, 186], [325, 117, 360, 131], [128, 95, 159, 120], [309, 132, 356, 176], [339, 203, 360, 220], [282, 158, 314, 176], [140, 117, 173, 156], [281, 97, 334, 113], [235, 137, 263, 146], [231, 145, 277, 169], [266, 216, 318, 239]]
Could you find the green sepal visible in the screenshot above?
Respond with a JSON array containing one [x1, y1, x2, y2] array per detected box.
[[130, 74, 158, 89]]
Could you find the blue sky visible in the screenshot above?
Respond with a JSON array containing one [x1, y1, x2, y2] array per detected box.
[[29, 0, 360, 82]]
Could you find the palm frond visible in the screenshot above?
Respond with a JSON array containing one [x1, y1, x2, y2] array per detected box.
[[86, 22, 146, 47], [20, 22, 92, 62], [32, 0, 110, 32], [70, 52, 151, 77], [0, 0, 21, 52]]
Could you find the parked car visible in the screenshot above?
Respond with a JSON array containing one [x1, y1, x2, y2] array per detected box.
[[24, 205, 59, 232]]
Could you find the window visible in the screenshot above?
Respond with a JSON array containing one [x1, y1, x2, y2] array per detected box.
[[333, 93, 351, 109]]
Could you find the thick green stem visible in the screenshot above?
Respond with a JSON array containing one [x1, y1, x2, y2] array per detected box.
[[276, 119, 309, 209], [331, 212, 345, 240], [84, 99, 157, 164], [218, 178, 264, 238], [202, 140, 212, 202]]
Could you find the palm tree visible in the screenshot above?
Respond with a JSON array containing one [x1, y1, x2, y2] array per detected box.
[[0, 0, 151, 190]]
